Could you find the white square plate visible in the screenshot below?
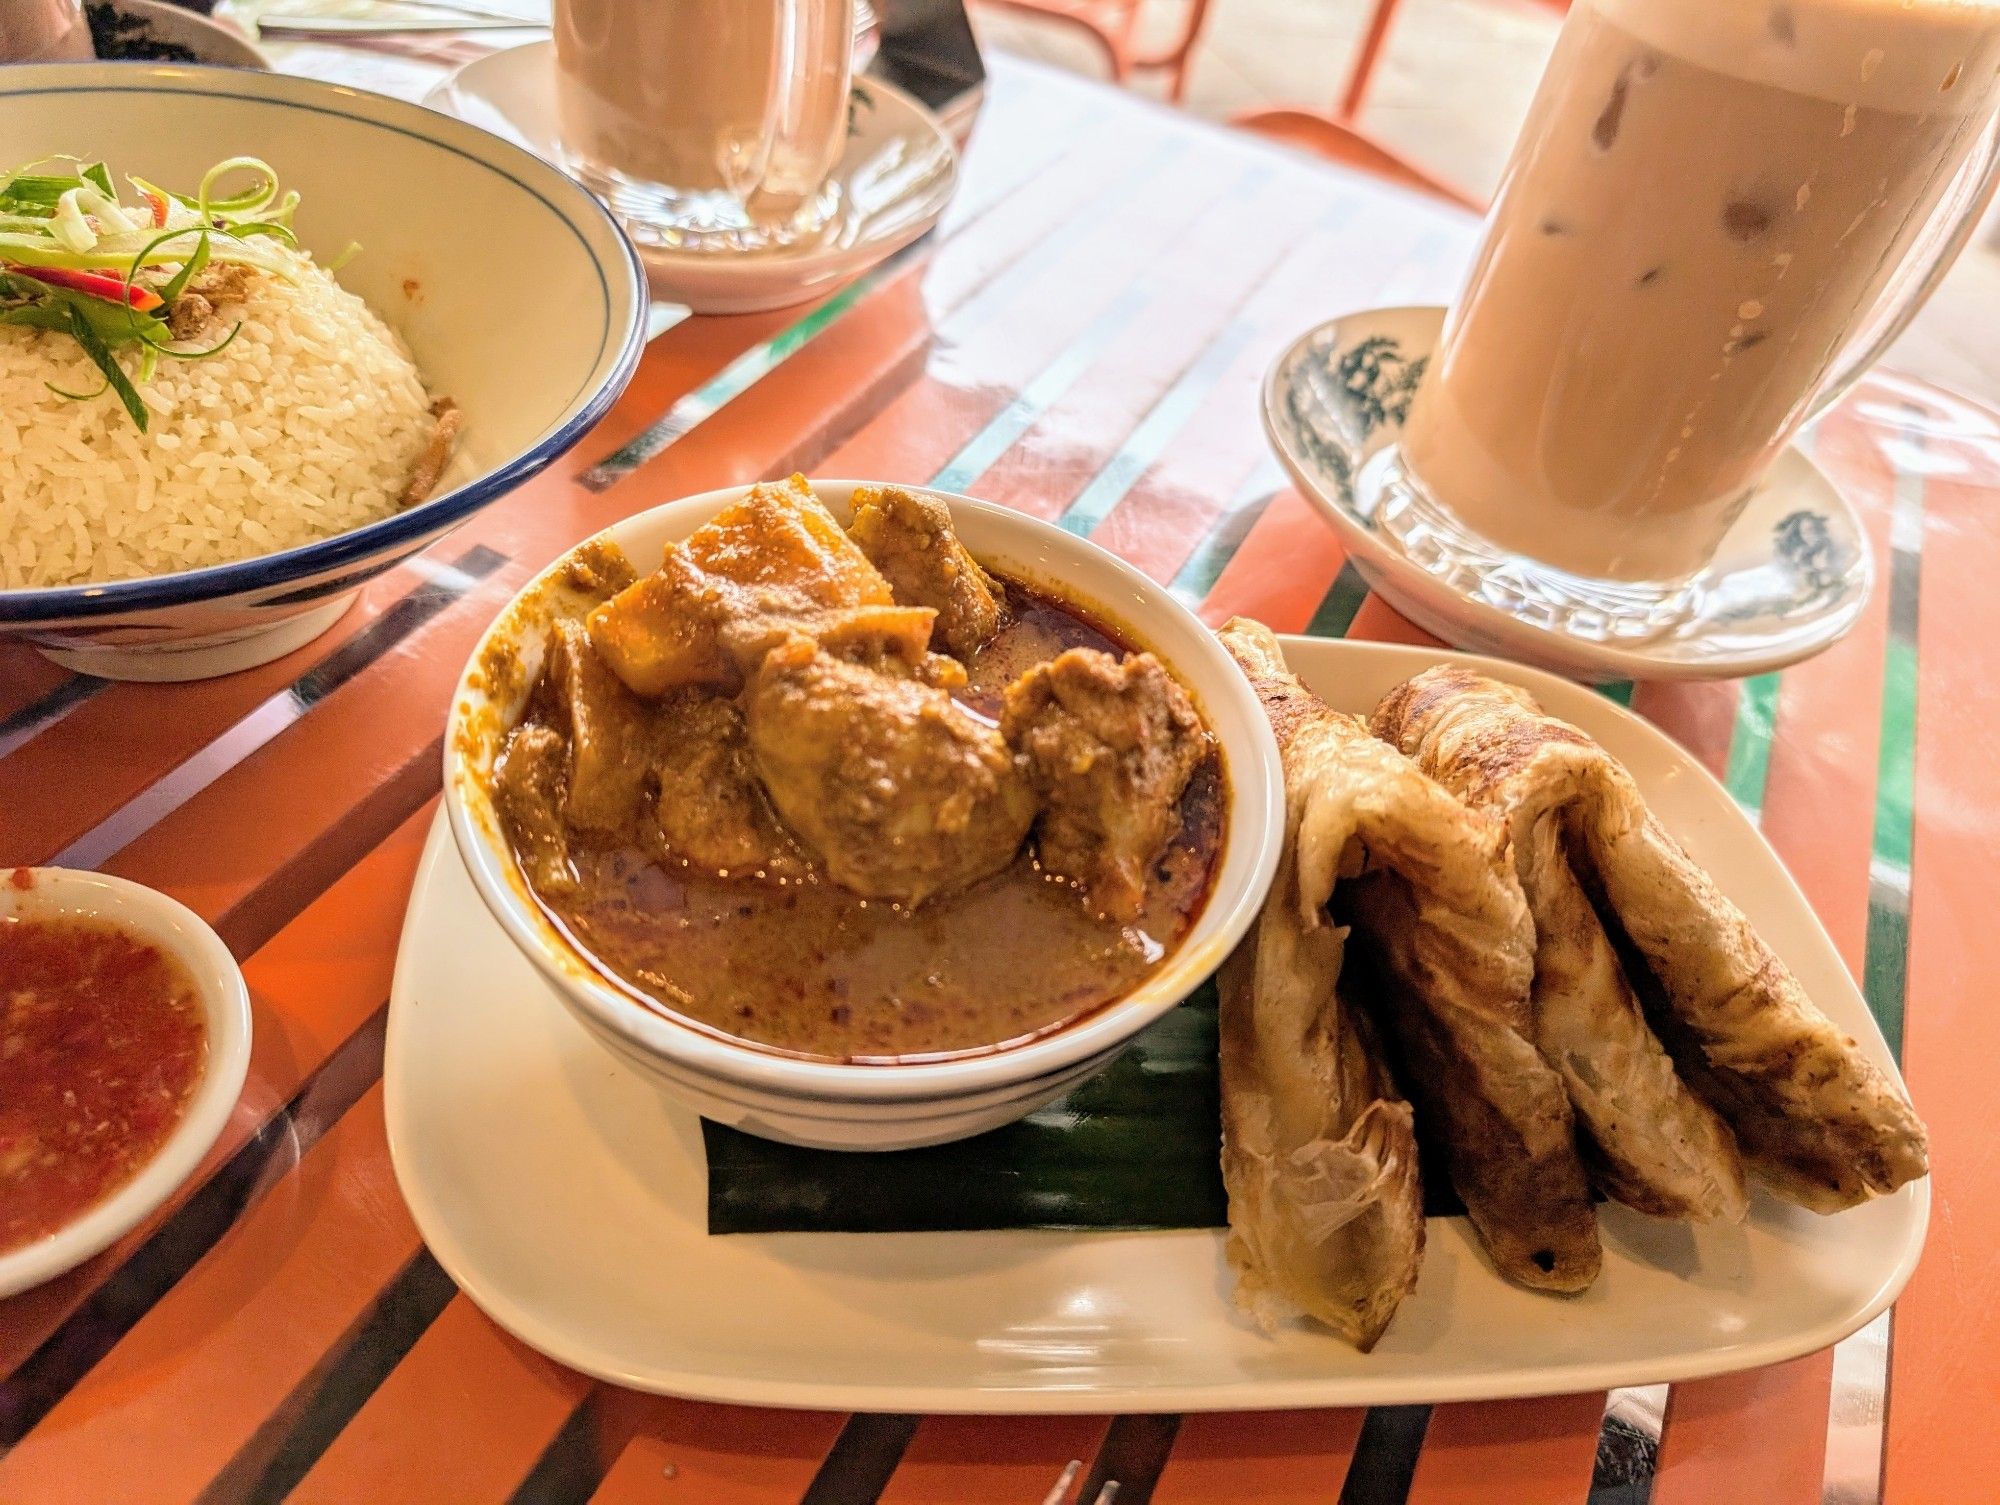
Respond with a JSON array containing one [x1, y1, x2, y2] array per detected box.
[[384, 636, 1927, 1411]]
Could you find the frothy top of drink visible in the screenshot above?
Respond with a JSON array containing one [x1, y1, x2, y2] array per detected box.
[[1590, 0, 2000, 114]]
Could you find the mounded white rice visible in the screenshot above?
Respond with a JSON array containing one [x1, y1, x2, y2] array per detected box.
[[0, 247, 437, 590]]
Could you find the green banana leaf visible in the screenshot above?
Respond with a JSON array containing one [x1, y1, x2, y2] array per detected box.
[[704, 980, 1467, 1234]]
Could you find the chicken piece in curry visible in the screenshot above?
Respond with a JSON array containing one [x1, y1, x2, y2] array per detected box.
[[491, 477, 1224, 1061]]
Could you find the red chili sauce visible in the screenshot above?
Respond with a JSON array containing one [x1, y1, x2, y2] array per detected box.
[[0, 913, 207, 1254]]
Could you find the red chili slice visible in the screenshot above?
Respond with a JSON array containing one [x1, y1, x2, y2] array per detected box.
[[9, 263, 165, 312]]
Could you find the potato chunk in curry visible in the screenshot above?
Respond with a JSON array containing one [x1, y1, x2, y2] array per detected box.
[[587, 474, 931, 697]]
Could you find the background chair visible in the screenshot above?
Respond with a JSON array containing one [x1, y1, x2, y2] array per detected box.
[[1234, 0, 1568, 209], [974, 0, 1218, 101]]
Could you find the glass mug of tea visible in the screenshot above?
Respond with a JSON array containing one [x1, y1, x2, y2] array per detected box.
[[1381, 0, 2000, 639], [552, 0, 857, 253]]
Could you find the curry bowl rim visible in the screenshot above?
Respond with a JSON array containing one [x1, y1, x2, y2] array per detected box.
[[442, 478, 1285, 1105]]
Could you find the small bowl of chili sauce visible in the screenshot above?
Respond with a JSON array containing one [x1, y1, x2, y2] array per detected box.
[[0, 867, 250, 1297]]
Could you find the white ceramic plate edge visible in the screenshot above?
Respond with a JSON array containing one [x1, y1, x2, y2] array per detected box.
[[385, 636, 1930, 1412]]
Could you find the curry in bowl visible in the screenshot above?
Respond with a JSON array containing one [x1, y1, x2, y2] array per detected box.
[[483, 476, 1227, 1062]]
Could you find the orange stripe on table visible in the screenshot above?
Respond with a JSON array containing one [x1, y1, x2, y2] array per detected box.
[[0, 1082, 419, 1504], [1344, 593, 1444, 649], [586, 1396, 847, 1505], [87, 569, 518, 925], [874, 1415, 1113, 1504], [1197, 488, 1347, 633], [0, 309, 763, 859], [1629, 682, 1739, 783], [1647, 401, 1904, 1505], [1150, 1408, 1364, 1502], [818, 147, 1249, 488], [1652, 1355, 1833, 1505], [1757, 400, 1899, 977], [612, 275, 938, 502], [287, 1295, 589, 1505], [0, 801, 432, 1383], [0, 649, 74, 725], [0, 556, 440, 864], [1403, 1393, 1606, 1504], [1882, 428, 2000, 1499]]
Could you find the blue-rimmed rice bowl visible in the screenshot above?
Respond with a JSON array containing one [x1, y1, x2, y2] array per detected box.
[[0, 63, 646, 681]]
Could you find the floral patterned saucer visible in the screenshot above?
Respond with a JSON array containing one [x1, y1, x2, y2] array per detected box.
[[1261, 305, 1872, 682]]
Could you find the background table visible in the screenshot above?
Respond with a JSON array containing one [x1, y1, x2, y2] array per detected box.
[[1, 48, 1996, 1505]]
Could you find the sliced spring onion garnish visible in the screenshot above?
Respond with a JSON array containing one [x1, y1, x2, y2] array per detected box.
[[154, 229, 211, 305], [59, 303, 148, 431], [49, 190, 95, 254], [75, 185, 138, 236], [0, 155, 356, 429], [196, 157, 286, 223]]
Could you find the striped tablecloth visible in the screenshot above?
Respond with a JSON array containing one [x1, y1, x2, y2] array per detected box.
[[1, 49, 1995, 1505]]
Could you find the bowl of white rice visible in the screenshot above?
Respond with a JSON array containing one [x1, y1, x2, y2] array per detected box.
[[0, 63, 646, 681]]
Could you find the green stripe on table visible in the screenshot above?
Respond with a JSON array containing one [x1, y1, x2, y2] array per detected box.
[[1169, 457, 1285, 604], [1057, 320, 1259, 538], [1863, 441, 1925, 1058], [1724, 672, 1783, 820], [1307, 561, 1370, 638], [929, 281, 1157, 493], [586, 270, 897, 488]]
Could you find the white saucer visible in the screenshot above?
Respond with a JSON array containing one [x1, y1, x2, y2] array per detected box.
[[385, 636, 1923, 1412], [1263, 306, 1874, 682], [424, 42, 957, 315]]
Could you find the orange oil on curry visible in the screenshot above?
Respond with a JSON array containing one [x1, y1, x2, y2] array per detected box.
[[530, 588, 1227, 1063]]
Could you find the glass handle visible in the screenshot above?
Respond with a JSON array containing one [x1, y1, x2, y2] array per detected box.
[[1810, 108, 2000, 421]]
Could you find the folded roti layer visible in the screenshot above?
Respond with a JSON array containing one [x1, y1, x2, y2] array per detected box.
[[1374, 666, 1928, 1213], [1222, 621, 1600, 1295], [1372, 668, 1748, 1222]]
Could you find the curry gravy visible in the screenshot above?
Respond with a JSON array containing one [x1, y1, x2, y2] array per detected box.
[[518, 586, 1225, 1062]]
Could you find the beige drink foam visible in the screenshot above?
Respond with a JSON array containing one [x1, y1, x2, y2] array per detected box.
[[1402, 0, 2000, 582]]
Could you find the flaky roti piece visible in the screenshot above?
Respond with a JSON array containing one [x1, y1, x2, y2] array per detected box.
[[1222, 620, 1600, 1294], [1217, 842, 1425, 1350], [1373, 669, 1748, 1223], [1375, 666, 1928, 1212]]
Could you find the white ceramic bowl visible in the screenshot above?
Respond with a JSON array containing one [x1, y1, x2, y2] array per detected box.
[[445, 480, 1285, 1150], [0, 62, 647, 681], [0, 867, 251, 1297]]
